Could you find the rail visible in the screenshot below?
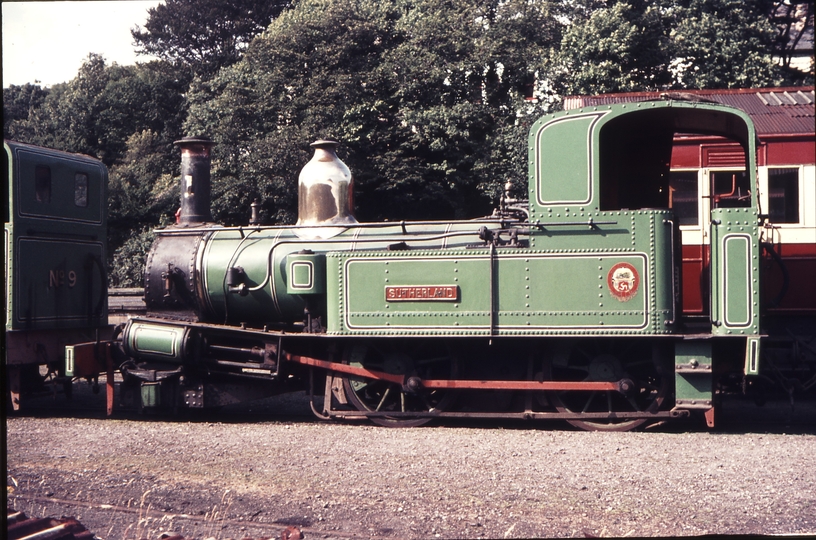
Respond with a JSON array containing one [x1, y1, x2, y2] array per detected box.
[[108, 288, 146, 316]]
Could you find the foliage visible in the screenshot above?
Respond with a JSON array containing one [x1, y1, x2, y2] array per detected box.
[[556, 0, 673, 94], [185, 0, 561, 224], [669, 0, 783, 89], [108, 228, 156, 288], [5, 54, 107, 156], [5, 54, 187, 167], [108, 131, 179, 238], [769, 0, 815, 80], [3, 83, 50, 138], [554, 0, 792, 94], [132, 0, 292, 78], [94, 62, 189, 165], [106, 130, 180, 285]]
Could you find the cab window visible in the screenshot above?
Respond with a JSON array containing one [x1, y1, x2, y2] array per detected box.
[[669, 171, 699, 226], [35, 165, 51, 203], [74, 173, 88, 207]]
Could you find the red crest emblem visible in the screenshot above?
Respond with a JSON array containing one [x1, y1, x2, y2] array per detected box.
[[607, 262, 639, 302]]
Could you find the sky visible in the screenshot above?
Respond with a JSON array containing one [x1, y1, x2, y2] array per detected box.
[[2, 1, 163, 88]]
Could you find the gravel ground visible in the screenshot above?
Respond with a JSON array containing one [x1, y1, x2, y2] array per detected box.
[[6, 388, 816, 539]]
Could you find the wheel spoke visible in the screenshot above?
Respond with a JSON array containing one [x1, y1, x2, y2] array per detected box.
[[554, 364, 591, 375], [375, 387, 391, 412], [547, 340, 669, 431], [581, 392, 597, 413], [342, 340, 459, 427]]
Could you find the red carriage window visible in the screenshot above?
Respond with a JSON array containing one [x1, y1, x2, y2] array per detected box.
[[711, 170, 750, 209], [768, 168, 799, 224]]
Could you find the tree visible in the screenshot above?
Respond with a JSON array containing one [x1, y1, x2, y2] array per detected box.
[[555, 0, 672, 94], [184, 0, 401, 223], [769, 0, 814, 83], [185, 0, 562, 224], [669, 0, 783, 89], [132, 0, 292, 78], [107, 130, 178, 236], [107, 130, 179, 286], [5, 55, 187, 166], [3, 83, 49, 138], [554, 0, 789, 94], [94, 62, 188, 165], [364, 0, 560, 218], [5, 54, 110, 156], [108, 228, 156, 288]]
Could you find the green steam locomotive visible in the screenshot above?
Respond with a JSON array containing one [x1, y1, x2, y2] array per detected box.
[[9, 98, 814, 430]]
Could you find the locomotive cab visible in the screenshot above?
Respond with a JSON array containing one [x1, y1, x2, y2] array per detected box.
[[5, 140, 111, 409], [530, 101, 760, 336]]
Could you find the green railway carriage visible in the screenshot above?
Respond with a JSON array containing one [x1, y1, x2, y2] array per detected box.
[[4, 140, 110, 410], [102, 100, 787, 430]]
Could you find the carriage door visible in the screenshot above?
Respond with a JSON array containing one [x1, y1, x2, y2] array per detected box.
[[707, 168, 760, 336]]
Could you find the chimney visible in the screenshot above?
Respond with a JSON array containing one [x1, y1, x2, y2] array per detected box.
[[174, 136, 215, 224]]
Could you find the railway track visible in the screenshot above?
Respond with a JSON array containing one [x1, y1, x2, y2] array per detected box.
[[107, 288, 146, 326], [8, 496, 313, 540], [7, 509, 94, 540]]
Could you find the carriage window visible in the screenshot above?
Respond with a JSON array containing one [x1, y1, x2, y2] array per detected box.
[[74, 173, 88, 207], [711, 170, 750, 208], [35, 165, 51, 203], [768, 168, 799, 224], [669, 171, 698, 226]]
